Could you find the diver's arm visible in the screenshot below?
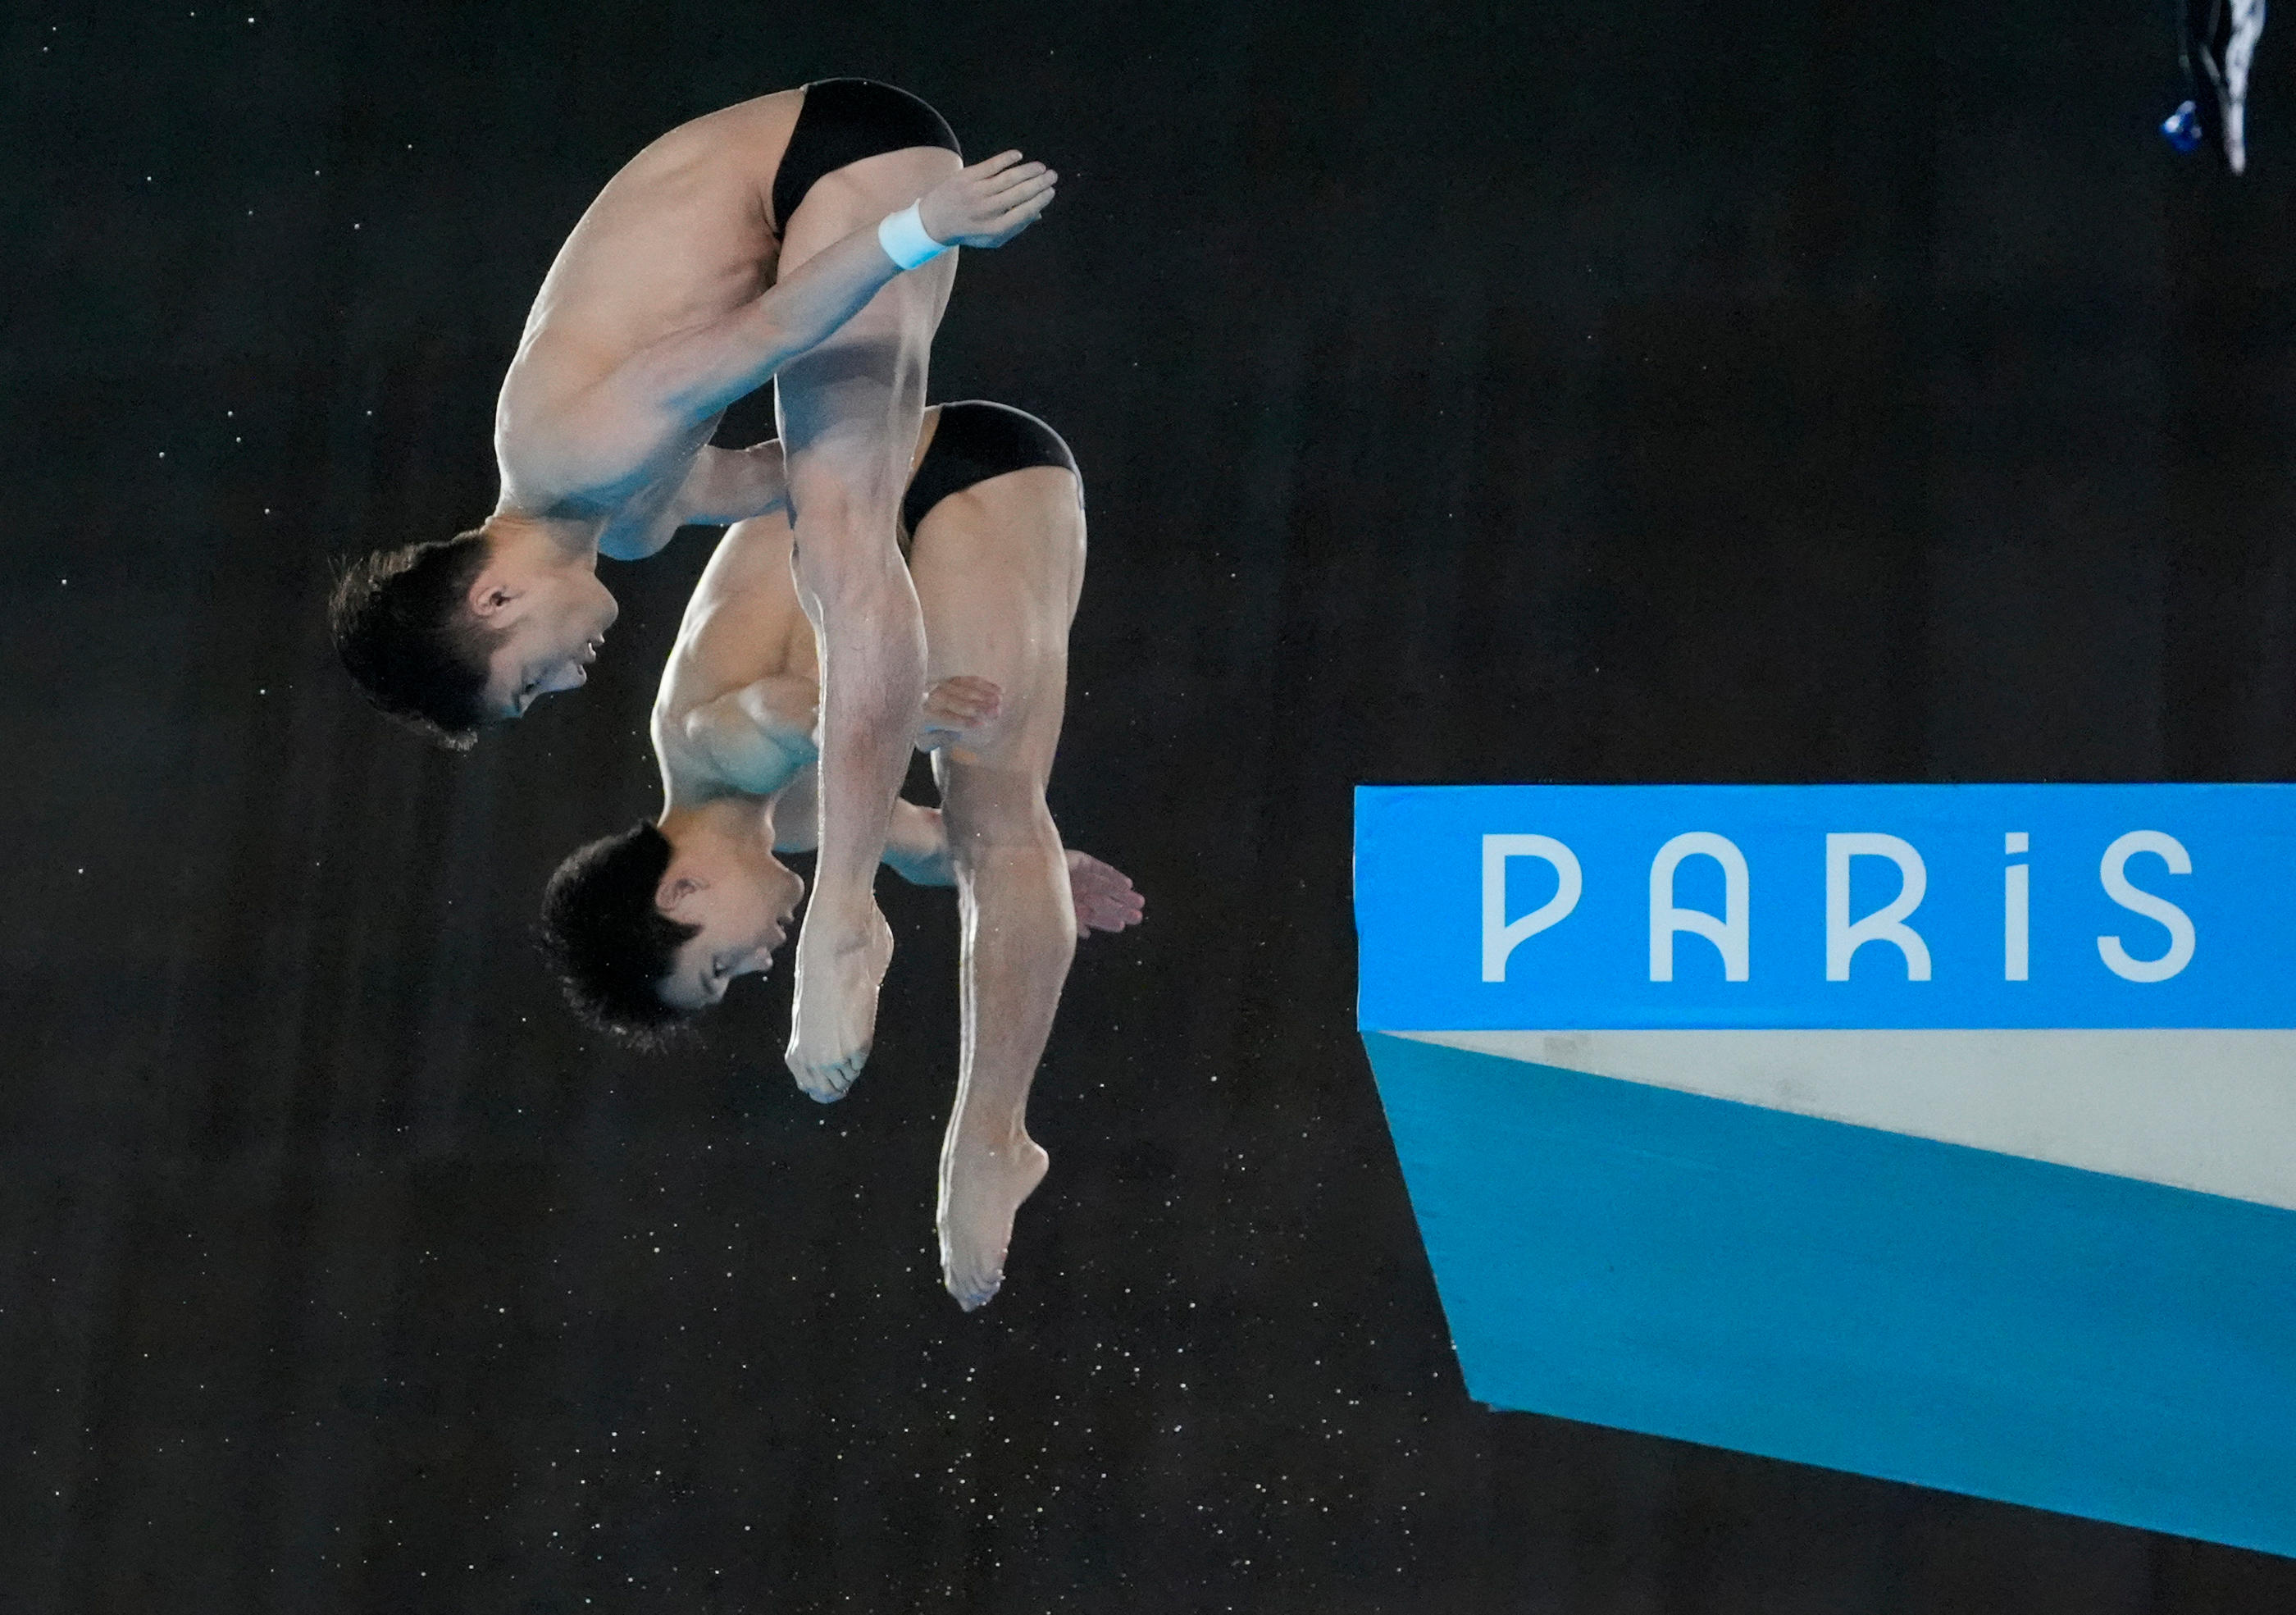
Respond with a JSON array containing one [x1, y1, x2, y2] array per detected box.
[[680, 674, 819, 796], [771, 764, 953, 887], [598, 443, 789, 563]]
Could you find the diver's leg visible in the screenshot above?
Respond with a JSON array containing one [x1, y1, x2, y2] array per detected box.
[[909, 469, 1085, 1307], [772, 145, 960, 1100]]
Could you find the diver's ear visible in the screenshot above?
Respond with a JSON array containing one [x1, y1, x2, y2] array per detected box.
[[467, 569, 520, 618], [655, 871, 707, 915]]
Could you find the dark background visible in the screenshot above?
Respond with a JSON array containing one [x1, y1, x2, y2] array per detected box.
[[5, 1, 2295, 1609]]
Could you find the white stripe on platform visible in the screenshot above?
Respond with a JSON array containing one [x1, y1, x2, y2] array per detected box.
[[1394, 1029, 2296, 1211]]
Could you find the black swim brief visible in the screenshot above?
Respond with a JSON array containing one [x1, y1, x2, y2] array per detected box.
[[772, 80, 962, 235], [903, 402, 1081, 548]]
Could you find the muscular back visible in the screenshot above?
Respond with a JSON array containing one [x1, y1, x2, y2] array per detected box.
[[495, 93, 803, 509]]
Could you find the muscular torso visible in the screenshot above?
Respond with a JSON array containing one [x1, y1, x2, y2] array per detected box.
[[494, 92, 802, 526]]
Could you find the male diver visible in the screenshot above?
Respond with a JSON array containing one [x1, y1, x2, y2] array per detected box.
[[540, 401, 1141, 1310], [329, 81, 1058, 1098]]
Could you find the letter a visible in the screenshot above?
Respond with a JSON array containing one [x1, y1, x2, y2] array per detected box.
[[1649, 833, 1750, 981]]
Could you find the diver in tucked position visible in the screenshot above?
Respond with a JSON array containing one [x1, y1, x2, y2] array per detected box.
[[328, 81, 1058, 1098], [539, 401, 1142, 1310]]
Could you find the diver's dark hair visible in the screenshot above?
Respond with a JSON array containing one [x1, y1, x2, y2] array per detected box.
[[538, 822, 702, 1051], [327, 528, 501, 750]]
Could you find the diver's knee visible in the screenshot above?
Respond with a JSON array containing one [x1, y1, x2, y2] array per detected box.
[[942, 769, 1053, 849]]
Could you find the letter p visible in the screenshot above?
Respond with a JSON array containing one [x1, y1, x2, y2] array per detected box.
[[1483, 835, 1583, 982]]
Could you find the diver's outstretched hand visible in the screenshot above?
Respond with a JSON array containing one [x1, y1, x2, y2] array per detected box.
[[1066, 851, 1145, 939], [918, 153, 1058, 249]]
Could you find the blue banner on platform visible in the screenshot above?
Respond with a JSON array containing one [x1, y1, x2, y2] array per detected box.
[[1355, 782, 2296, 1557], [1355, 783, 2296, 1030]]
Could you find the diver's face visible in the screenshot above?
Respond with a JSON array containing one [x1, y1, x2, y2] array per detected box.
[[478, 570, 619, 720], [655, 854, 807, 1011]]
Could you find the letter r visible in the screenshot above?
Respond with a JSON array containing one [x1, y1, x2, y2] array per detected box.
[[1826, 833, 1932, 982]]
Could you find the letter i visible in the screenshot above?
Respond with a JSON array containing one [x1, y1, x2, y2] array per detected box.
[[2004, 832, 2029, 981]]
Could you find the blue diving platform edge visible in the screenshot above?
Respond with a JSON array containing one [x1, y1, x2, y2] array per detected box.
[[1355, 785, 2296, 1558]]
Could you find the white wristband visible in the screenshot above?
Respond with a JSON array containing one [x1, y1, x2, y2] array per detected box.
[[877, 203, 950, 271]]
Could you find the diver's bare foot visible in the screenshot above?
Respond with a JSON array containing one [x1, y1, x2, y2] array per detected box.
[[785, 905, 894, 1102], [937, 1133, 1050, 1311]]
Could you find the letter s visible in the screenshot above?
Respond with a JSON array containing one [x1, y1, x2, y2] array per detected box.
[[2098, 830, 2195, 983]]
